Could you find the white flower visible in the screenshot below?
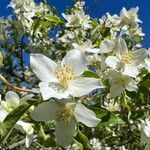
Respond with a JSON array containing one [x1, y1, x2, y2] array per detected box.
[[90, 138, 102, 150], [106, 70, 138, 97], [139, 117, 150, 149], [105, 37, 148, 78], [120, 7, 141, 28], [0, 91, 34, 148], [62, 9, 91, 30], [30, 100, 101, 147], [30, 49, 103, 100], [72, 40, 100, 53], [104, 99, 120, 112]]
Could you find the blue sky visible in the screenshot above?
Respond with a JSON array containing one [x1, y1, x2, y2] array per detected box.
[[0, 0, 150, 47]]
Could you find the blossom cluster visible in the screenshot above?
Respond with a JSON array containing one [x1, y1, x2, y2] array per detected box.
[[0, 0, 149, 149]]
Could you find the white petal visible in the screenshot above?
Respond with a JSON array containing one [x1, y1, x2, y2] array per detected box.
[[110, 83, 124, 97], [30, 54, 58, 82], [125, 78, 138, 92], [86, 48, 100, 53], [25, 131, 34, 148], [123, 64, 139, 78], [0, 107, 8, 122], [39, 82, 70, 100], [20, 94, 34, 101], [74, 103, 101, 127], [30, 101, 60, 121], [114, 38, 128, 56], [132, 48, 148, 65], [68, 77, 102, 97], [105, 56, 119, 69], [15, 121, 34, 148], [5, 91, 20, 107], [61, 49, 87, 76], [55, 119, 76, 147], [99, 39, 115, 53]]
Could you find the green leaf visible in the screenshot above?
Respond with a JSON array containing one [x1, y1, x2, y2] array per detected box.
[[97, 112, 124, 127], [0, 99, 38, 143], [90, 107, 124, 127], [45, 15, 62, 24], [75, 130, 92, 150], [38, 126, 56, 147], [83, 71, 100, 79]]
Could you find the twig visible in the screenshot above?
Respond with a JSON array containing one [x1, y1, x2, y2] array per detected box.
[[8, 135, 37, 150], [0, 74, 31, 92], [20, 35, 25, 81]]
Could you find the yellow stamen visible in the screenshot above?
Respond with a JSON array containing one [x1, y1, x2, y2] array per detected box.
[[57, 104, 74, 123], [55, 64, 75, 88], [121, 52, 133, 64]]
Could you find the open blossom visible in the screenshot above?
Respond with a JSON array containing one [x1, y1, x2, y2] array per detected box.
[[120, 7, 142, 28], [31, 100, 101, 147], [30, 49, 103, 100], [0, 91, 34, 148], [105, 37, 148, 78], [106, 70, 138, 97], [62, 1, 91, 30]]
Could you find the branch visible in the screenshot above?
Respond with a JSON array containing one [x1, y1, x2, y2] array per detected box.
[[8, 135, 37, 150], [20, 35, 25, 80], [0, 74, 31, 92]]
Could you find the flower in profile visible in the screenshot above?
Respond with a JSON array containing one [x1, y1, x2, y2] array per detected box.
[[72, 40, 100, 53], [105, 37, 148, 78], [30, 49, 103, 100], [106, 70, 138, 97], [30, 100, 101, 147], [0, 91, 34, 148], [139, 117, 150, 150]]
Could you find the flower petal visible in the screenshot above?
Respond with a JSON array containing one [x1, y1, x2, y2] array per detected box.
[[110, 82, 124, 97], [20, 94, 34, 101], [86, 48, 100, 53], [5, 91, 20, 107], [30, 54, 58, 82], [68, 77, 102, 97], [0, 107, 8, 122], [15, 121, 34, 148], [30, 101, 60, 121], [39, 82, 70, 100], [99, 39, 115, 53], [61, 49, 87, 76], [125, 78, 138, 92], [74, 103, 101, 127], [114, 37, 128, 56], [105, 56, 119, 69], [123, 64, 139, 78], [55, 119, 76, 147], [132, 48, 148, 65]]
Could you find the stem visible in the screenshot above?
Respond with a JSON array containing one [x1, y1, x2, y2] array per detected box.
[[0, 74, 31, 92], [20, 35, 25, 80]]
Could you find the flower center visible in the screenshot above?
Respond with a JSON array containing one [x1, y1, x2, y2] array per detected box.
[[80, 42, 89, 51], [57, 104, 74, 123], [116, 75, 126, 86], [121, 52, 133, 64], [55, 64, 75, 88]]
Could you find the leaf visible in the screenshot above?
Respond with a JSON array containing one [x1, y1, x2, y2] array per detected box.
[[45, 15, 62, 24], [75, 130, 92, 150], [0, 99, 38, 143], [90, 107, 124, 127], [83, 71, 100, 79], [97, 112, 124, 127], [38, 126, 55, 147]]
